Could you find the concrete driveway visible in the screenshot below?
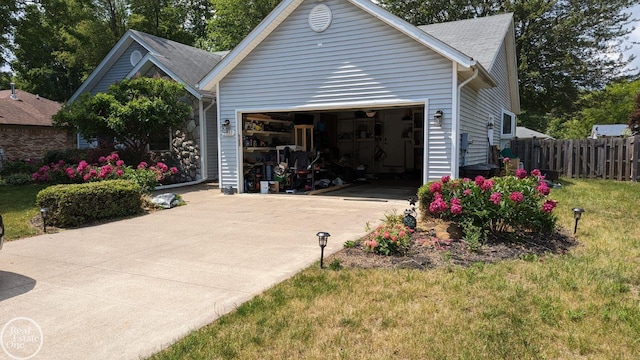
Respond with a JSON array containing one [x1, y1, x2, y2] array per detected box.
[[0, 186, 402, 359]]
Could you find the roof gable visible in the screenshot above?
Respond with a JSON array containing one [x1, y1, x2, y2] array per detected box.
[[0, 89, 61, 126], [198, 0, 498, 91], [70, 30, 226, 101]]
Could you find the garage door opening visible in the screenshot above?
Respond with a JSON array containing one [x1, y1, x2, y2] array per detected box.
[[240, 106, 425, 197]]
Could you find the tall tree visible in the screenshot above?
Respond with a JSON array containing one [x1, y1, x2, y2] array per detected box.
[[0, 0, 18, 77], [203, 0, 280, 51], [128, 0, 199, 45], [12, 0, 118, 101], [378, 0, 637, 132]]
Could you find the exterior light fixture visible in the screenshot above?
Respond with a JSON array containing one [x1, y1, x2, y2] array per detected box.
[[40, 207, 49, 233], [316, 231, 330, 268], [434, 110, 443, 127], [572, 207, 585, 234], [487, 121, 494, 129], [221, 119, 233, 136], [365, 110, 377, 118]]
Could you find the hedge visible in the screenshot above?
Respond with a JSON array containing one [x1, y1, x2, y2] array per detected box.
[[36, 180, 143, 227]]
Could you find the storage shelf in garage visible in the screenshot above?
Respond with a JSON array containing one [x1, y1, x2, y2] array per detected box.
[[245, 130, 289, 136], [244, 147, 276, 152]]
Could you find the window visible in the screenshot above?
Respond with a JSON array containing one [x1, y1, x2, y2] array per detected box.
[[149, 130, 171, 152], [501, 110, 516, 138]]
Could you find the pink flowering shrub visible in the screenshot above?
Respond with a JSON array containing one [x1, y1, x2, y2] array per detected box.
[[31, 153, 179, 192], [364, 217, 414, 255], [418, 169, 557, 241]]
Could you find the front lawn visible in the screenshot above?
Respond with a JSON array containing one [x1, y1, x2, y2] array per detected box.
[[147, 178, 640, 359], [0, 184, 47, 240]]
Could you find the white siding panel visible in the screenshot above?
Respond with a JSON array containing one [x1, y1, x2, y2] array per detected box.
[[459, 43, 513, 166], [91, 43, 148, 94], [218, 0, 454, 187]]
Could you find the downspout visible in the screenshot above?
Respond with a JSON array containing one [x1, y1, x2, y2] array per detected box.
[[202, 98, 216, 182], [453, 66, 479, 179]]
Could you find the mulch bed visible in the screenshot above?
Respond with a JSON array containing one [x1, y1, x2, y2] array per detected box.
[[327, 219, 579, 270]]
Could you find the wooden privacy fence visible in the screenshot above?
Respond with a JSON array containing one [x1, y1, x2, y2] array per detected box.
[[510, 136, 640, 181]]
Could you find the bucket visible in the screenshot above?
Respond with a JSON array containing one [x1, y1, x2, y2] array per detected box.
[[260, 181, 269, 194], [223, 185, 234, 195]]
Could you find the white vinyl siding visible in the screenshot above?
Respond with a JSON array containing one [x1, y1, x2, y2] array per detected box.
[[218, 0, 454, 187], [459, 43, 513, 166], [92, 43, 148, 94], [205, 103, 219, 180]]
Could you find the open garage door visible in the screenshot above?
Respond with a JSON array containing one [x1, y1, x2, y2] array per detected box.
[[239, 105, 425, 197]]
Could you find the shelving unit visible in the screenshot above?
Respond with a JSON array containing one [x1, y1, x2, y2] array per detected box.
[[242, 114, 295, 193]]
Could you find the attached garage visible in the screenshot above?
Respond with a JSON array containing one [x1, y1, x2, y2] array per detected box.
[[197, 0, 520, 194]]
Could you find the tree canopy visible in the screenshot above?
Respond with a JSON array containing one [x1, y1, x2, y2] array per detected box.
[[378, 0, 638, 132], [53, 77, 191, 161]]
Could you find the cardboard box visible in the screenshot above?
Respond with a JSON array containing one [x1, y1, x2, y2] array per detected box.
[[268, 181, 279, 194]]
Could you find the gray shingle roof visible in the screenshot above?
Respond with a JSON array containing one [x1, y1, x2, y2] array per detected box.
[[130, 30, 226, 92], [516, 126, 553, 139], [418, 13, 514, 71], [591, 124, 628, 138]]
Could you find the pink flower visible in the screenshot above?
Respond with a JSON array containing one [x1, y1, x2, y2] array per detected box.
[[510, 191, 524, 203], [463, 189, 471, 196], [537, 182, 550, 196], [429, 198, 449, 213], [450, 197, 461, 206], [531, 169, 542, 177], [515, 168, 528, 179], [391, 235, 398, 242], [384, 232, 391, 239], [463, 178, 471, 183], [77, 160, 89, 173], [399, 230, 406, 238], [490, 192, 502, 205], [116, 160, 125, 166], [475, 175, 485, 186], [480, 179, 494, 191], [156, 162, 168, 172], [451, 204, 463, 215], [429, 182, 441, 193], [503, 157, 510, 163], [369, 239, 378, 248], [137, 162, 148, 170], [170, 167, 178, 174], [116, 169, 124, 177], [111, 153, 119, 160], [441, 175, 450, 183], [542, 199, 558, 213], [98, 156, 106, 163]]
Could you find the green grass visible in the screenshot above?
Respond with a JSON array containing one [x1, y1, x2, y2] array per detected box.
[[143, 179, 636, 359], [0, 184, 47, 240]]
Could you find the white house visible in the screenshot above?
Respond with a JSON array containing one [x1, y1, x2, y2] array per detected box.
[[196, 0, 519, 192], [72, 0, 520, 194]]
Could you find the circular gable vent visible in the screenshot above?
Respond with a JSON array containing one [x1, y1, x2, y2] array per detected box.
[[309, 4, 332, 33], [130, 50, 142, 66]]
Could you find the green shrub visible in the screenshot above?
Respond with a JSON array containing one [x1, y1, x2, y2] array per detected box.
[[4, 173, 33, 186], [36, 179, 143, 227], [0, 161, 39, 176], [418, 171, 557, 242], [363, 212, 414, 255]]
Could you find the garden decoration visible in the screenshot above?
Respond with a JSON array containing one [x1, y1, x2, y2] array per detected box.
[[403, 196, 417, 230], [316, 232, 330, 268], [572, 207, 585, 234]]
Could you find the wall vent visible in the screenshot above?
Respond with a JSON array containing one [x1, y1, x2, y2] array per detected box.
[[308, 4, 332, 33]]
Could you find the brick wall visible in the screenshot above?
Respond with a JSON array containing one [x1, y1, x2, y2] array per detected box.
[[0, 125, 75, 162]]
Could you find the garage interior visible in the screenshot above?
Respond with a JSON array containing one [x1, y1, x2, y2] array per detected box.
[[240, 105, 425, 197]]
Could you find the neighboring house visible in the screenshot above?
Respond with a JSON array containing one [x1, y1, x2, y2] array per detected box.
[[516, 126, 554, 140], [69, 29, 229, 183], [196, 0, 520, 192], [0, 84, 72, 166], [590, 124, 629, 139]]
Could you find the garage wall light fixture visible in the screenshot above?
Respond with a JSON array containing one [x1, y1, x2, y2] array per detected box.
[[221, 119, 234, 137], [434, 110, 443, 127], [365, 110, 377, 118]]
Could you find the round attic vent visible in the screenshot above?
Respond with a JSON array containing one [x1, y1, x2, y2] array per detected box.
[[309, 4, 332, 33], [130, 50, 142, 66]]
